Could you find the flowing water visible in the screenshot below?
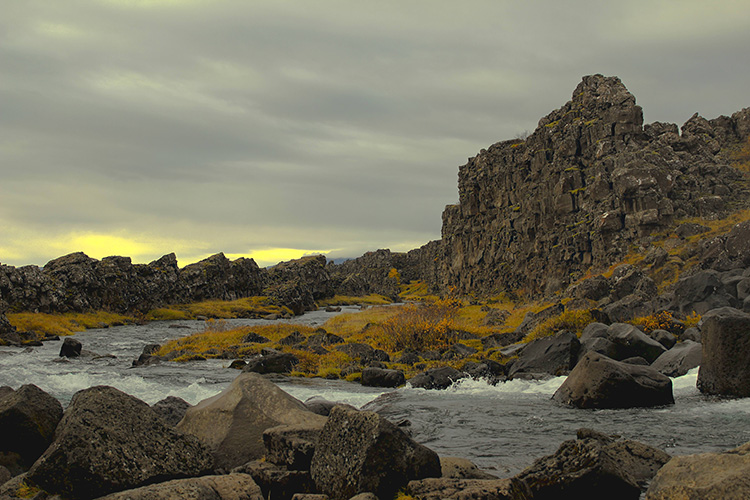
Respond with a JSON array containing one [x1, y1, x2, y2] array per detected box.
[[2, 309, 749, 477]]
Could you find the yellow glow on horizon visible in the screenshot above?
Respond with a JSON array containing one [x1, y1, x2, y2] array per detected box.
[[226, 248, 333, 268]]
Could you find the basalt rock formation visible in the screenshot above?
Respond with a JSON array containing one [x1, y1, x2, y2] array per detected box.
[[434, 74, 750, 297], [0, 252, 333, 316]]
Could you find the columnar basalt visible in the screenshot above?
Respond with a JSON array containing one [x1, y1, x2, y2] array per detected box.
[[435, 75, 750, 296]]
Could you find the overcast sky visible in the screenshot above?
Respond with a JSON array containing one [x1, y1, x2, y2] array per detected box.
[[2, 0, 749, 269]]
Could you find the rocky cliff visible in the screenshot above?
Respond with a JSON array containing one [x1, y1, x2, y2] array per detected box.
[[0, 252, 332, 316], [434, 74, 750, 297]]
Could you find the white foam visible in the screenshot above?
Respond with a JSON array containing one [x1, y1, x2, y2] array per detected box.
[[404, 375, 567, 398]]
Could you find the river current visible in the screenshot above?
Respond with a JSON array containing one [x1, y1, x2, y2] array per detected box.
[[2, 308, 749, 477]]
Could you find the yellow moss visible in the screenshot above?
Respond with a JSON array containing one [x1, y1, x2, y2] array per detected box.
[[684, 311, 701, 328], [524, 309, 595, 342]]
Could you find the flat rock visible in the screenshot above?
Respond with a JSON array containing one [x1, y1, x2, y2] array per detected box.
[[177, 372, 326, 471], [97, 474, 264, 500]]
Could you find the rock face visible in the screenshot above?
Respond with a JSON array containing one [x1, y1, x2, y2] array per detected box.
[[651, 340, 702, 377], [697, 307, 750, 397], [310, 405, 441, 500], [0, 384, 63, 471], [0, 252, 334, 316], [553, 351, 674, 409], [645, 441, 750, 500], [97, 474, 264, 500], [432, 75, 750, 296], [177, 372, 326, 471], [26, 385, 213, 500], [515, 428, 671, 499]]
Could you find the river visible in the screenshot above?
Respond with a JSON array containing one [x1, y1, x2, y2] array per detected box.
[[2, 308, 749, 477]]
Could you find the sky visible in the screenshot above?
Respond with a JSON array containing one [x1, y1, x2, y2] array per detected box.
[[2, 1, 749, 269]]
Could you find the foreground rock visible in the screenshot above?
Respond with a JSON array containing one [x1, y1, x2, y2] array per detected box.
[[553, 351, 674, 409], [697, 307, 750, 397], [516, 428, 671, 499], [151, 395, 191, 427], [263, 421, 326, 471], [645, 441, 750, 499], [98, 474, 264, 500], [178, 372, 326, 471], [406, 478, 524, 500], [310, 405, 441, 500], [25, 385, 213, 500], [232, 460, 316, 500], [0, 384, 63, 472]]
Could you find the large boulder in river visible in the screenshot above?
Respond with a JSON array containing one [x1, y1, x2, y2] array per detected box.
[[310, 405, 441, 500], [25, 385, 213, 500], [645, 441, 750, 499], [553, 351, 674, 409], [515, 428, 671, 499], [0, 384, 63, 471], [177, 372, 326, 471], [360, 367, 405, 388], [697, 307, 750, 397], [59, 337, 82, 357], [98, 473, 264, 500], [242, 348, 298, 374], [508, 330, 581, 378]]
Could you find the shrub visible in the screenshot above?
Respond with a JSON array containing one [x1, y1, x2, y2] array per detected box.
[[629, 310, 681, 334], [377, 297, 461, 352]]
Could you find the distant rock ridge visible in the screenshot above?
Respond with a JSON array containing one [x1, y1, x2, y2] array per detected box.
[[0, 252, 331, 316], [433, 74, 750, 296]]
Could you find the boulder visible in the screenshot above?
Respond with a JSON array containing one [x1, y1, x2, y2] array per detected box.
[[304, 396, 337, 417], [651, 341, 702, 377], [97, 474, 264, 500], [307, 332, 344, 347], [607, 323, 667, 363], [177, 372, 326, 471], [645, 441, 750, 499], [671, 270, 737, 315], [515, 428, 671, 499], [647, 329, 677, 350], [408, 366, 466, 390], [360, 367, 405, 388], [0, 384, 63, 470], [0, 464, 10, 485], [59, 337, 82, 357], [278, 331, 306, 347], [25, 385, 213, 500], [552, 351, 674, 409], [508, 330, 581, 378], [406, 478, 523, 500], [310, 405, 441, 500], [0, 386, 13, 400], [232, 460, 316, 500], [242, 332, 271, 344], [242, 348, 298, 374], [439, 457, 497, 480], [263, 421, 326, 471], [151, 396, 191, 427], [697, 307, 750, 397]]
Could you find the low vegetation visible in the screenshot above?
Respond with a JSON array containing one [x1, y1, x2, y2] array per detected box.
[[8, 311, 135, 338], [145, 296, 291, 321]]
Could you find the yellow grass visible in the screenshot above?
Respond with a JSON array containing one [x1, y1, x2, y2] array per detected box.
[[145, 296, 291, 321], [316, 294, 393, 307], [8, 311, 134, 337], [399, 280, 440, 302], [523, 309, 594, 342]]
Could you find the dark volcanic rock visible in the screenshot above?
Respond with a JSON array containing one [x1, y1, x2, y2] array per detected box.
[[59, 337, 83, 358], [243, 348, 298, 374], [515, 428, 671, 499], [231, 460, 316, 500], [26, 385, 213, 500], [310, 405, 441, 500], [360, 367, 405, 388], [151, 396, 191, 427], [697, 307, 750, 397], [508, 330, 581, 378], [263, 421, 325, 471], [0, 384, 63, 470], [553, 351, 674, 409], [408, 366, 466, 390]]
